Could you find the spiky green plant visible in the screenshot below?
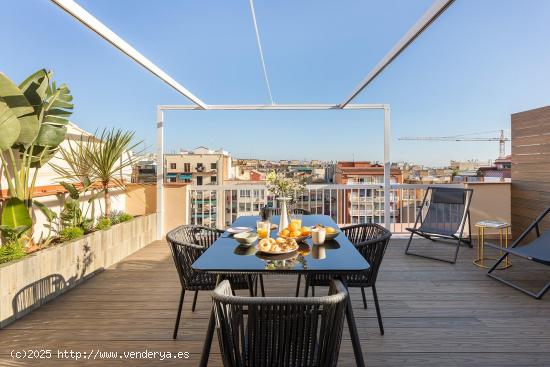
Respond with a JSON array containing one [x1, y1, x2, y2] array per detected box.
[[83, 129, 141, 217]]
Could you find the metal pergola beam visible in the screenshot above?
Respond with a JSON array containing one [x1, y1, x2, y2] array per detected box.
[[340, 0, 454, 108], [50, 0, 207, 109], [159, 103, 387, 111]]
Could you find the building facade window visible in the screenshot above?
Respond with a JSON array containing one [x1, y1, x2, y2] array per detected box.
[[197, 176, 203, 185], [184, 163, 190, 172], [170, 163, 176, 169], [211, 162, 217, 170], [210, 176, 217, 184]]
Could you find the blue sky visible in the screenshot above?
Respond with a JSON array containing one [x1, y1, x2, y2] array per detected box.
[[3, 0, 550, 165]]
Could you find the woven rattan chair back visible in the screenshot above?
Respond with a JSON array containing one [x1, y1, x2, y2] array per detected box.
[[166, 225, 222, 289], [264, 206, 311, 217], [342, 223, 392, 286], [212, 279, 348, 367]]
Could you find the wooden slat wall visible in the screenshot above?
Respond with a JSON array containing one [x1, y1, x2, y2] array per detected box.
[[511, 105, 550, 238]]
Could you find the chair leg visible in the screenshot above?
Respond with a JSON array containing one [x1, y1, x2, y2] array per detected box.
[[372, 285, 384, 335], [173, 289, 185, 339], [191, 290, 199, 312], [361, 287, 368, 309], [295, 274, 301, 297], [259, 275, 265, 297], [488, 252, 550, 299], [405, 231, 415, 254], [304, 278, 309, 297], [467, 212, 473, 248], [451, 238, 461, 264], [406, 231, 460, 264], [312, 285, 315, 297]]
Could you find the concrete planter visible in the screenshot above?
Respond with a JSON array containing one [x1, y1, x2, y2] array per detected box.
[[0, 213, 157, 328]]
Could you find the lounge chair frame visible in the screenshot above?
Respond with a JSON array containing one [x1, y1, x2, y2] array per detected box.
[[487, 207, 550, 299], [405, 187, 473, 264]]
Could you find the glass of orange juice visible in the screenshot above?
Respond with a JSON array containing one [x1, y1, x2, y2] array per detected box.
[[256, 220, 270, 239], [290, 214, 302, 231]]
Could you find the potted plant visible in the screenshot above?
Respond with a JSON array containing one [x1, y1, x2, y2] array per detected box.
[[0, 69, 72, 254]]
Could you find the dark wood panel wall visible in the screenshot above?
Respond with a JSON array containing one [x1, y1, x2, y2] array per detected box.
[[511, 105, 550, 238]]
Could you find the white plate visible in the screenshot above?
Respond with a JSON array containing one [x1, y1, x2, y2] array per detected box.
[[256, 245, 299, 255], [227, 227, 253, 234]]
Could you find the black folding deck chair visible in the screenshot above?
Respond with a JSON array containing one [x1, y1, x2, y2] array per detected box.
[[405, 187, 473, 264], [487, 206, 550, 299]]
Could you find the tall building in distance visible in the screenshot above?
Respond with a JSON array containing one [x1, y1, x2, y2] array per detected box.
[[335, 161, 403, 225]]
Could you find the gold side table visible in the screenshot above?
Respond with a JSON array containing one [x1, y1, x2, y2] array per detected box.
[[474, 220, 512, 269]]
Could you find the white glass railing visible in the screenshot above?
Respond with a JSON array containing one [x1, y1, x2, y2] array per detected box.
[[186, 183, 464, 233]]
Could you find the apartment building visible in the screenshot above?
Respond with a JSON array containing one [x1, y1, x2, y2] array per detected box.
[[131, 154, 157, 183], [164, 147, 233, 185], [166, 147, 234, 227], [335, 161, 403, 225]]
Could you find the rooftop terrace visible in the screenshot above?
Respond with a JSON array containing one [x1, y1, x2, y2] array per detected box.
[[2, 238, 549, 366]]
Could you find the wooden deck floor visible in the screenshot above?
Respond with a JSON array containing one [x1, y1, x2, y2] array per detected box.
[[1, 238, 550, 366]]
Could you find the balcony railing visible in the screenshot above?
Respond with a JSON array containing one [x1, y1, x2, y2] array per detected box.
[[186, 183, 464, 233]]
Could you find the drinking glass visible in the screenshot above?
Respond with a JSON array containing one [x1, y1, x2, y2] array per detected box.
[[311, 227, 326, 245], [290, 214, 302, 230], [256, 220, 270, 239]]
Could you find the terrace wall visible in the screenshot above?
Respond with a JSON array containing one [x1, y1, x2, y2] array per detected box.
[[511, 105, 550, 238], [0, 213, 157, 328], [125, 183, 188, 234]]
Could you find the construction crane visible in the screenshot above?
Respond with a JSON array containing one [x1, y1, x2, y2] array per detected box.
[[399, 130, 510, 159]]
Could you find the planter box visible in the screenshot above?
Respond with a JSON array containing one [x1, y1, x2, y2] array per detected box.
[[0, 213, 157, 328]]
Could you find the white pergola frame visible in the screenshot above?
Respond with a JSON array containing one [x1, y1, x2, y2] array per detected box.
[[50, 0, 454, 239], [156, 103, 391, 237]]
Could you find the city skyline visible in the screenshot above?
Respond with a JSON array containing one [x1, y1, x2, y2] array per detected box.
[[2, 0, 549, 165]]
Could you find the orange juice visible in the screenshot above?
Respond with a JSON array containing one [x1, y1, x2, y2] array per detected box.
[[256, 221, 270, 239], [257, 228, 269, 239], [290, 219, 302, 230]]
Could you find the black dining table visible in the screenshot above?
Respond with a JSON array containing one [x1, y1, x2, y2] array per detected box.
[[193, 214, 369, 367]]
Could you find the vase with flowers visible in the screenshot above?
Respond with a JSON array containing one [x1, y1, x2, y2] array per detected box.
[[266, 171, 306, 230]]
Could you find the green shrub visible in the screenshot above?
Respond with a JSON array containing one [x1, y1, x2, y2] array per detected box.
[[0, 242, 26, 264], [96, 218, 111, 231], [59, 227, 84, 242], [107, 211, 133, 225], [108, 210, 123, 225], [118, 213, 133, 223]]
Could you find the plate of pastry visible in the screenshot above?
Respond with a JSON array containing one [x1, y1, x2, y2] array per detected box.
[[257, 237, 299, 255]]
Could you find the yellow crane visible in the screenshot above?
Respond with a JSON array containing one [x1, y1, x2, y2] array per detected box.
[[399, 129, 510, 159]]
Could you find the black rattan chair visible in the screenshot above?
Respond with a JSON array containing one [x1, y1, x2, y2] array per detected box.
[[301, 223, 392, 335], [405, 186, 473, 264], [487, 206, 550, 299], [167, 225, 257, 339], [264, 206, 311, 216], [212, 279, 348, 367]]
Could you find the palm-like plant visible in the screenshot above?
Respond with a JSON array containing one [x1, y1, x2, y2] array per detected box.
[[52, 129, 141, 217]]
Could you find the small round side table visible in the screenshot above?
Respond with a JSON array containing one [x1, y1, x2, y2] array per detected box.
[[474, 220, 512, 269]]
